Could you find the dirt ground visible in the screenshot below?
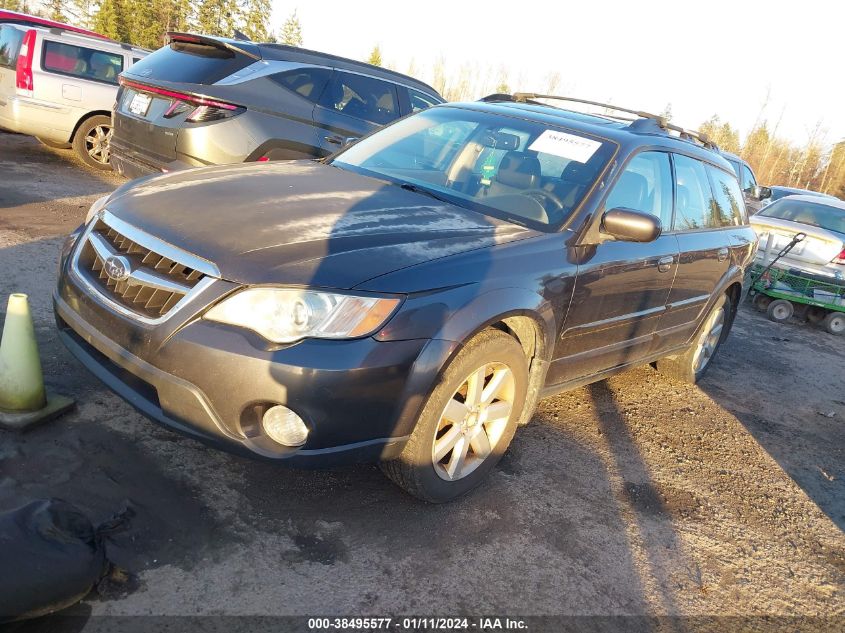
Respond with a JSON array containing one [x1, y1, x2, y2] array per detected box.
[[1, 131, 844, 629]]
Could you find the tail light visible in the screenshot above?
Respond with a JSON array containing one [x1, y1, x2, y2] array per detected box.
[[15, 29, 36, 91], [119, 78, 244, 123], [832, 248, 845, 265]]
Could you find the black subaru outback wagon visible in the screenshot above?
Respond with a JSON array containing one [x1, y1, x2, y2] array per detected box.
[[55, 94, 757, 502]]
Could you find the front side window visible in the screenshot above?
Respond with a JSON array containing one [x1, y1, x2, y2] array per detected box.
[[42, 41, 123, 84], [707, 164, 746, 226], [739, 164, 757, 193], [332, 107, 617, 229], [673, 154, 718, 230], [0, 26, 24, 69], [319, 71, 399, 125], [604, 151, 673, 228], [270, 67, 331, 103]]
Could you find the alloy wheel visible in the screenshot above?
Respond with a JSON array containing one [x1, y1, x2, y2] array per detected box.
[[432, 362, 515, 481], [692, 302, 726, 373], [84, 124, 112, 165]]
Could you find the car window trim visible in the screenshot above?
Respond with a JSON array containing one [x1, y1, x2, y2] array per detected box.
[[39, 37, 124, 86]]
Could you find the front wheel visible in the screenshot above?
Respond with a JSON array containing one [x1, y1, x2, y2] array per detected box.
[[380, 328, 528, 503], [766, 299, 793, 323], [656, 294, 731, 384], [72, 115, 113, 170]]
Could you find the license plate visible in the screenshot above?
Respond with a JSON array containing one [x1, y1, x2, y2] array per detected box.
[[128, 92, 151, 116]]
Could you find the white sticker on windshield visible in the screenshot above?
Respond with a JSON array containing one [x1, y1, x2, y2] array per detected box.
[[528, 130, 601, 164]]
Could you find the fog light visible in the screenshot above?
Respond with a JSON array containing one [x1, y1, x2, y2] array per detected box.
[[262, 405, 308, 447]]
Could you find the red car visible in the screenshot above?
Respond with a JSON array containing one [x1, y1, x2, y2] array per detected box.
[[0, 9, 109, 39]]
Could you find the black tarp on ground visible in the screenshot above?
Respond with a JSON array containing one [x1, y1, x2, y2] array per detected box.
[[0, 499, 122, 622]]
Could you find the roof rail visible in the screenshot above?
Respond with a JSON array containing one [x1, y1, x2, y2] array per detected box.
[[508, 93, 718, 150]]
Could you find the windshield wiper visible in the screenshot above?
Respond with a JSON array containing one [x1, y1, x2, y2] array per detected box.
[[398, 182, 453, 205]]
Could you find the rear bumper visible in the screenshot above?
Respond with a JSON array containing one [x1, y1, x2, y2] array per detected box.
[[110, 144, 197, 179], [53, 262, 456, 465]]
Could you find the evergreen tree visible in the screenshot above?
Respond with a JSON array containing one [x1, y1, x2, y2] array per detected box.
[[46, 0, 67, 22], [197, 0, 239, 37], [241, 0, 271, 42], [279, 9, 302, 46], [0, 0, 22, 12], [367, 45, 382, 66], [93, 0, 130, 41], [68, 0, 97, 29]]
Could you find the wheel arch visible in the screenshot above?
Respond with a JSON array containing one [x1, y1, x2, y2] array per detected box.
[[68, 110, 112, 143]]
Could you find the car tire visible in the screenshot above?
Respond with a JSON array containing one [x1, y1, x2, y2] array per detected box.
[[656, 294, 730, 384], [36, 137, 71, 150], [821, 311, 845, 335], [72, 115, 113, 170], [766, 299, 793, 323], [380, 328, 528, 503]]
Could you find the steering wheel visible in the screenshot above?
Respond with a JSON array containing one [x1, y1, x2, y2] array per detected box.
[[521, 188, 565, 211]]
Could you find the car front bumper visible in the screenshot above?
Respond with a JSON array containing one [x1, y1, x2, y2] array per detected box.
[[54, 253, 457, 466]]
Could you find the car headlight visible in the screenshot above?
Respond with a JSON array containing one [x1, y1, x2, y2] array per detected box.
[[203, 288, 402, 344], [85, 195, 110, 225]]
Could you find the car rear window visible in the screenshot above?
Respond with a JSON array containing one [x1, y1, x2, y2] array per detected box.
[[42, 41, 123, 84], [0, 25, 24, 69], [758, 199, 845, 236], [125, 41, 253, 85]]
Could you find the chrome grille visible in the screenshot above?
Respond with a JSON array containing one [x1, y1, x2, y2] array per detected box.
[[76, 217, 208, 319]]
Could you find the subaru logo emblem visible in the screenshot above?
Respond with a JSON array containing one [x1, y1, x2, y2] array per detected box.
[[103, 255, 132, 282]]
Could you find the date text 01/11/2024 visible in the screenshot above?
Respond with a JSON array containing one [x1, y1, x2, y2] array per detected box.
[[307, 617, 529, 630]]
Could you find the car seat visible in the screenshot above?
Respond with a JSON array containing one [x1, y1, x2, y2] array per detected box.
[[484, 151, 541, 197]]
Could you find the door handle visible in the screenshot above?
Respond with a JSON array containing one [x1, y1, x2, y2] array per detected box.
[[717, 247, 729, 262], [325, 135, 344, 145], [657, 256, 674, 273]]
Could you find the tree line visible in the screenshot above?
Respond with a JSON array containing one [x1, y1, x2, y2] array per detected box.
[[0, 0, 303, 49], [700, 112, 844, 198]]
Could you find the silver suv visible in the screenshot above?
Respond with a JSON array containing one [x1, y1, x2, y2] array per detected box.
[[0, 24, 147, 169]]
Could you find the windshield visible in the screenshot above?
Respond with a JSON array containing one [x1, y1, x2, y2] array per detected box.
[[331, 106, 617, 230], [759, 198, 845, 236]]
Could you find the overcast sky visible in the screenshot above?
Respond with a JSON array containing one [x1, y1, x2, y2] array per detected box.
[[272, 0, 844, 146]]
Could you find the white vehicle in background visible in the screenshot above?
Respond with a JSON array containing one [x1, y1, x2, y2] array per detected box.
[[0, 24, 147, 169], [750, 195, 845, 280]]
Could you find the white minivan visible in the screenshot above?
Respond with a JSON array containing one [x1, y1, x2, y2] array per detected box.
[[0, 24, 147, 169]]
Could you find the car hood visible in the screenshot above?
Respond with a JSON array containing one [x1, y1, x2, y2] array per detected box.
[[105, 161, 533, 288]]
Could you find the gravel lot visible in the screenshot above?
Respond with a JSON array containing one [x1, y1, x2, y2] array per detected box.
[[1, 131, 844, 629]]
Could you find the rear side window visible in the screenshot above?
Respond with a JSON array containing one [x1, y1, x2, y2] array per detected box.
[[42, 41, 123, 84], [706, 165, 746, 226], [125, 42, 252, 84], [409, 88, 440, 113], [672, 154, 718, 230], [0, 25, 24, 69], [319, 71, 399, 125], [605, 151, 673, 228], [269, 67, 331, 102], [739, 164, 757, 192]]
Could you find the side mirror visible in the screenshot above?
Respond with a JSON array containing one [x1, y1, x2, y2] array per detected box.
[[601, 208, 662, 243], [753, 185, 772, 201]]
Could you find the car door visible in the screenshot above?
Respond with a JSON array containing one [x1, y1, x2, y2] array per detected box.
[[549, 150, 679, 384], [312, 70, 400, 154], [655, 154, 736, 349]]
